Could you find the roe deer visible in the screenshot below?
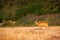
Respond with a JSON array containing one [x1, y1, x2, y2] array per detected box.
[[3, 20, 16, 26], [35, 20, 48, 29], [7, 20, 16, 25]]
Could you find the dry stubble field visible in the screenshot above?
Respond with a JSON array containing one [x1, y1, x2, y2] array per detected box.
[[0, 26, 60, 40]]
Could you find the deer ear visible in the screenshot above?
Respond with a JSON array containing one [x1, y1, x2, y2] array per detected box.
[[35, 20, 37, 23]]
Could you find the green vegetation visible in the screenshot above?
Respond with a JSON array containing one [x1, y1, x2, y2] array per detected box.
[[0, 0, 60, 26]]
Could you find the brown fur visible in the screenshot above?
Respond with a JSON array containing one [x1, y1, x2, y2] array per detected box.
[[35, 21, 48, 29]]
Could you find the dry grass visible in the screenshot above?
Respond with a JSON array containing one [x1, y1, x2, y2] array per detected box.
[[0, 26, 60, 40]]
